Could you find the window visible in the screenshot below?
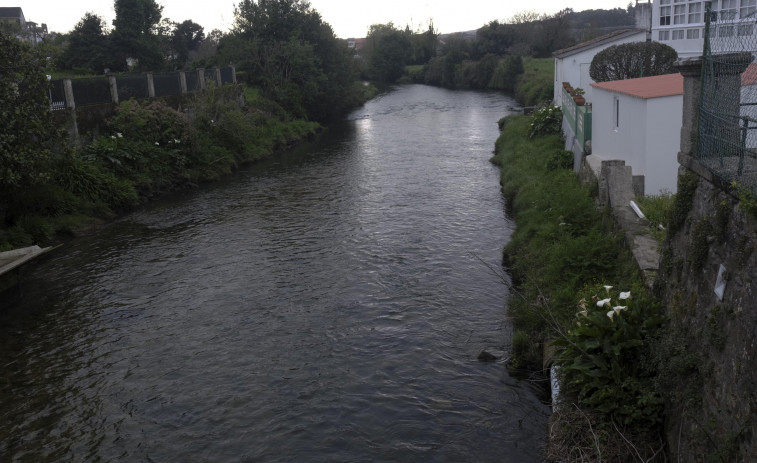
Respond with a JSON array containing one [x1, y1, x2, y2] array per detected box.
[[661, 6, 672, 25], [673, 29, 686, 39], [660, 0, 670, 4], [741, 0, 757, 17], [689, 2, 703, 23], [674, 4, 687, 24], [718, 24, 735, 36], [721, 0, 738, 19], [614, 97, 620, 130], [738, 24, 754, 35], [687, 28, 701, 39], [659, 30, 671, 40]]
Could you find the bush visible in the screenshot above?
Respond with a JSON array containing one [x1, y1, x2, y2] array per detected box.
[[528, 105, 562, 138], [554, 285, 665, 427], [590, 41, 678, 83]]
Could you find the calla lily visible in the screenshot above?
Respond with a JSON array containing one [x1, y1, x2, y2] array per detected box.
[[597, 298, 611, 307], [613, 306, 627, 314], [155, 142, 160, 146], [603, 285, 613, 293], [116, 132, 123, 138], [577, 310, 587, 317], [607, 310, 615, 320], [619, 291, 631, 300]]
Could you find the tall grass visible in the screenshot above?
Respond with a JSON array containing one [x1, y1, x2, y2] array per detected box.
[[514, 57, 554, 107]]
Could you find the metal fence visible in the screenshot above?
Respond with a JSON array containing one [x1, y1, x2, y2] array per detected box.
[[50, 66, 236, 111], [698, 4, 757, 193]]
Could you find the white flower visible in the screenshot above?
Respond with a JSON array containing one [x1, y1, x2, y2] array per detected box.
[[577, 309, 587, 317], [117, 132, 123, 138], [607, 310, 616, 320], [111, 135, 116, 139], [597, 298, 611, 307], [613, 306, 627, 314], [603, 285, 613, 293], [174, 139, 180, 144], [619, 291, 631, 300], [155, 142, 160, 146]]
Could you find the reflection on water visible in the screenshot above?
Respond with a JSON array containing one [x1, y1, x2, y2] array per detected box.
[[0, 85, 548, 462]]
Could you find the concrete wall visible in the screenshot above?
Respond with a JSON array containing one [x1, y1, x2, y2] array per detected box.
[[645, 95, 683, 193]]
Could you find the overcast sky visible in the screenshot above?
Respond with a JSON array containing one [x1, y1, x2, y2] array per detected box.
[[23, 0, 632, 38]]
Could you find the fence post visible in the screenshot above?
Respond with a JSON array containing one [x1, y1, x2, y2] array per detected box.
[[198, 69, 206, 91], [231, 65, 236, 83], [63, 78, 75, 110], [215, 67, 222, 87], [676, 58, 704, 157], [108, 75, 119, 105], [179, 71, 188, 94], [146, 72, 155, 98]]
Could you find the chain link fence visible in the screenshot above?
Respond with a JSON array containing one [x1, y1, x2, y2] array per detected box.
[[699, 4, 757, 192]]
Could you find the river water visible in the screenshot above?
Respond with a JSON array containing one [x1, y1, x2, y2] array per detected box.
[[0, 85, 549, 462]]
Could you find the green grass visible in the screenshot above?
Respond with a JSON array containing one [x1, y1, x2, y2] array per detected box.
[[514, 57, 554, 107], [636, 191, 675, 244]]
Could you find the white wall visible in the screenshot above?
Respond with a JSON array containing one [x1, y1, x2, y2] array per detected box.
[[553, 31, 647, 106], [591, 87, 682, 194]]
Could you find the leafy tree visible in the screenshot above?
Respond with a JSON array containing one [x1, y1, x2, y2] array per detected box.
[[408, 21, 438, 65], [57, 13, 111, 73], [224, 0, 355, 121], [0, 32, 65, 217], [474, 20, 514, 59], [111, 0, 165, 71], [171, 20, 205, 68], [363, 23, 412, 83], [590, 41, 678, 82]]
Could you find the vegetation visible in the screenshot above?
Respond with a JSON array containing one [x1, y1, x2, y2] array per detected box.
[[636, 191, 675, 244], [590, 41, 679, 83], [493, 115, 668, 460]]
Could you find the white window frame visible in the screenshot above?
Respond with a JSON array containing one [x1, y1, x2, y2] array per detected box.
[[613, 96, 620, 131], [674, 4, 687, 24], [672, 29, 686, 39], [687, 28, 701, 39], [661, 5, 672, 25], [688, 2, 703, 23], [741, 0, 757, 18], [659, 30, 671, 40]]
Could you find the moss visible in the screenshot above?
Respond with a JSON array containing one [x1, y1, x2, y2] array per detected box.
[[714, 199, 731, 244], [704, 306, 726, 351], [669, 170, 700, 236], [689, 219, 713, 272]]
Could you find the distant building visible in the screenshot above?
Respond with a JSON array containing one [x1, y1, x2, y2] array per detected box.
[[0, 7, 26, 29], [591, 72, 684, 194], [0, 7, 47, 44]]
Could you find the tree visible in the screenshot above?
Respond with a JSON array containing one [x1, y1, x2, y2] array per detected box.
[[171, 20, 205, 68], [589, 41, 678, 82], [111, 0, 165, 71], [224, 0, 356, 120], [363, 23, 412, 83], [0, 32, 64, 212], [57, 13, 111, 73]]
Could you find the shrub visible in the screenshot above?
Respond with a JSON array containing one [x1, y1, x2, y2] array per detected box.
[[590, 41, 678, 83], [528, 105, 562, 139], [554, 285, 665, 427]]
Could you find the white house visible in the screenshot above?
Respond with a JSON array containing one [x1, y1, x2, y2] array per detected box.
[[553, 28, 648, 106], [590, 73, 684, 194]]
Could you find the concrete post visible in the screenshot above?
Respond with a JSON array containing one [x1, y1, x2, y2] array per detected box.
[[215, 67, 222, 87], [179, 71, 187, 94], [198, 69, 206, 91], [146, 72, 155, 98], [231, 65, 237, 84], [63, 78, 75, 110], [108, 75, 119, 105], [675, 57, 703, 157]]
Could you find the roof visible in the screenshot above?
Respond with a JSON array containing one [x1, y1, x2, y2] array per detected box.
[[553, 29, 647, 59], [742, 62, 757, 86], [591, 73, 683, 99]]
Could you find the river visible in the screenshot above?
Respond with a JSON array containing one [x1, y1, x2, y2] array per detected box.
[[0, 85, 549, 462]]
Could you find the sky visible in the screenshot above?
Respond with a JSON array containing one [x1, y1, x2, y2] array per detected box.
[[21, 0, 632, 38]]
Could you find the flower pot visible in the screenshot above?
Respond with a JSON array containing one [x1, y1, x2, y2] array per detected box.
[[573, 95, 586, 106]]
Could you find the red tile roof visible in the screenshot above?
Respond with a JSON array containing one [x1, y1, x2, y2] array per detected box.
[[591, 73, 683, 99], [742, 62, 757, 86]]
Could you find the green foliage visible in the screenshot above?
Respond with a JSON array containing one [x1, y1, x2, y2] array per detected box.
[[636, 190, 675, 244], [731, 181, 757, 219], [528, 104, 562, 138], [111, 0, 165, 71], [689, 219, 713, 272], [363, 23, 412, 83], [514, 57, 554, 106], [488, 55, 523, 91], [554, 285, 665, 427], [590, 41, 678, 82]]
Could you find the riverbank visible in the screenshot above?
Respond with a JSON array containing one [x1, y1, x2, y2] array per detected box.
[[492, 113, 667, 461], [0, 82, 377, 252]]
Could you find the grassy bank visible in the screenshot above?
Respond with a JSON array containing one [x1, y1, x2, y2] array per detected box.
[[492, 114, 667, 461], [0, 83, 374, 251], [514, 57, 554, 107]]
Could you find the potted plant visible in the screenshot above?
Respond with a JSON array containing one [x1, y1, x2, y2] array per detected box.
[[572, 87, 586, 106]]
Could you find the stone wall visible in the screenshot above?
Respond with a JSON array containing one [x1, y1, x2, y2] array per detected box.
[[652, 58, 757, 461]]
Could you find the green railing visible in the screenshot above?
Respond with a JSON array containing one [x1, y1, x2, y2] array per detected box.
[[561, 87, 592, 151]]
